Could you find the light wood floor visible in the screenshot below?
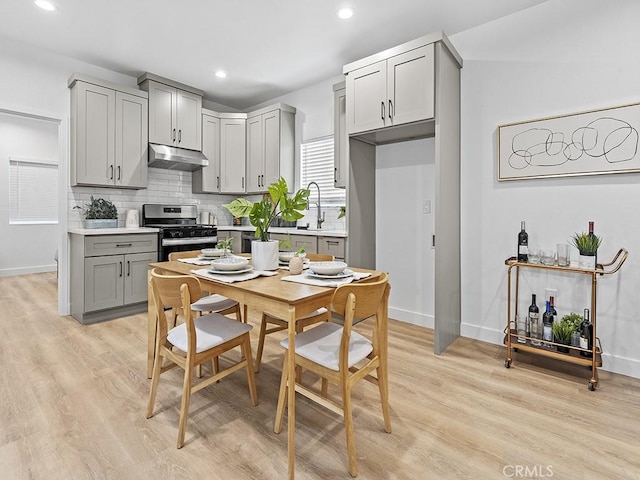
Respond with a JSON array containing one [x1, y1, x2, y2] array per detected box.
[[1, 272, 639, 479]]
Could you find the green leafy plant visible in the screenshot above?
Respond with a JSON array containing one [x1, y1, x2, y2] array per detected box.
[[224, 177, 310, 242], [337, 206, 346, 219], [560, 312, 583, 334], [217, 237, 234, 253], [570, 231, 602, 254], [552, 321, 575, 345], [74, 196, 118, 219]]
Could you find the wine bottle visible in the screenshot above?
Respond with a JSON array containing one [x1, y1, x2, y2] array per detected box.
[[529, 294, 541, 346], [542, 300, 554, 347], [549, 296, 558, 322], [588, 221, 598, 266], [580, 308, 593, 357], [518, 221, 529, 262]]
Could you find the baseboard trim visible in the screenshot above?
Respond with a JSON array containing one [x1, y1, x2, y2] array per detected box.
[[0, 264, 57, 277], [389, 306, 434, 329]]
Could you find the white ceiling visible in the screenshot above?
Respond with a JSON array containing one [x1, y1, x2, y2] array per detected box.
[[1, 0, 548, 110]]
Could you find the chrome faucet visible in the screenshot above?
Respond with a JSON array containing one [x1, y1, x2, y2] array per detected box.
[[306, 181, 325, 229]]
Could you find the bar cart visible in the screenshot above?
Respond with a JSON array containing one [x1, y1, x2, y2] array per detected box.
[[504, 248, 628, 390]]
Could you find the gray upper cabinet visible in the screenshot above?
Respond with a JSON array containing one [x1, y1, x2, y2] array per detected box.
[[138, 73, 203, 151], [333, 82, 347, 189], [220, 114, 247, 194], [69, 75, 148, 189], [246, 104, 295, 193], [192, 111, 220, 193], [345, 44, 434, 135]]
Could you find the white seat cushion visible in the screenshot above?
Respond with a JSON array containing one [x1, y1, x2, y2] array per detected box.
[[168, 312, 252, 353], [301, 307, 328, 319], [191, 294, 238, 313], [280, 322, 372, 371]]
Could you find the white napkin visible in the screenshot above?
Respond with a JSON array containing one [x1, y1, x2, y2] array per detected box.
[[191, 268, 278, 283], [178, 258, 212, 266], [281, 271, 371, 288]]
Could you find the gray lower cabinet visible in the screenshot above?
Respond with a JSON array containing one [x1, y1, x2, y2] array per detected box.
[[70, 233, 157, 324], [318, 236, 346, 261], [270, 233, 318, 254], [216, 230, 242, 253]]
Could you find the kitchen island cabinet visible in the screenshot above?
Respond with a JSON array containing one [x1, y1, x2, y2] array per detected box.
[[69, 232, 157, 324], [270, 233, 318, 254], [246, 104, 295, 193], [69, 74, 148, 189], [138, 73, 203, 151], [318, 236, 345, 261]]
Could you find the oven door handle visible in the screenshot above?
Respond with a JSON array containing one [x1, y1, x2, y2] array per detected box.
[[162, 236, 218, 246]]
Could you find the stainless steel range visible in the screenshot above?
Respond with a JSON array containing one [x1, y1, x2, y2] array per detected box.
[[142, 204, 217, 261]]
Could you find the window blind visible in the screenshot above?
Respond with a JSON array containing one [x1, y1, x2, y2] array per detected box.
[[300, 136, 345, 205], [9, 157, 59, 224]]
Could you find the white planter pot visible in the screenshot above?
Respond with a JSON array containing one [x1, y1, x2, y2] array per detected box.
[[252, 240, 279, 271], [84, 219, 117, 229], [578, 254, 596, 270]]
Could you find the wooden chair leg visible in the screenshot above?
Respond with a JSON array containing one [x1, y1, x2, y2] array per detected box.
[[146, 349, 164, 418], [254, 314, 269, 373], [273, 350, 289, 434], [242, 336, 259, 406], [212, 357, 219, 375], [236, 304, 242, 323], [243, 304, 248, 324], [177, 362, 194, 449], [195, 364, 203, 378], [377, 364, 392, 433], [321, 377, 329, 398], [342, 382, 358, 477]]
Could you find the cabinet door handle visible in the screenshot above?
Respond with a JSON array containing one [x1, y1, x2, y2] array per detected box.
[[116, 243, 133, 247], [242, 176, 244, 189], [327, 240, 339, 245], [110, 165, 114, 180], [388, 99, 393, 120], [127, 260, 130, 276], [178, 129, 182, 143], [117, 165, 121, 180], [381, 101, 385, 121], [172, 128, 176, 142], [217, 176, 220, 189], [334, 167, 338, 182], [119, 261, 123, 277], [257, 175, 261, 188]]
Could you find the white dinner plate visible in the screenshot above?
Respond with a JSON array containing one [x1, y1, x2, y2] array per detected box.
[[207, 265, 254, 275], [306, 268, 353, 279], [198, 252, 224, 259]]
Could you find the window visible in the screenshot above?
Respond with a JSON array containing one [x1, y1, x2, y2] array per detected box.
[[9, 157, 59, 224], [300, 136, 345, 205]]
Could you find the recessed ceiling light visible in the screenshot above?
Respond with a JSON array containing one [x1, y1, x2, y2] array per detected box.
[[215, 70, 227, 79], [35, 0, 56, 11], [337, 7, 353, 19]]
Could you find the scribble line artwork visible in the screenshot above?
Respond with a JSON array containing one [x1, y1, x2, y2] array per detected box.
[[498, 103, 640, 180]]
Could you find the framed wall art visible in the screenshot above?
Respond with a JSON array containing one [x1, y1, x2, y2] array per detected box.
[[498, 102, 640, 181]]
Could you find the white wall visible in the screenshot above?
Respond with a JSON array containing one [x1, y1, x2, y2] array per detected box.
[[453, 0, 640, 378]]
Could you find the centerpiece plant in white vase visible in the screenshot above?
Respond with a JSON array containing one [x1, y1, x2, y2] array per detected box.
[[223, 177, 309, 271]]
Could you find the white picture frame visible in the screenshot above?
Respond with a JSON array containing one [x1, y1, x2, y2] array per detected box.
[[498, 102, 640, 181]]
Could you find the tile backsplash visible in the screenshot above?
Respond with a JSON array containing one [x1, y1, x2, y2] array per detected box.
[[68, 169, 346, 231]]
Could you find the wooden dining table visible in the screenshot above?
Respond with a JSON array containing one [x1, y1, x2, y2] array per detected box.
[[147, 258, 383, 479]]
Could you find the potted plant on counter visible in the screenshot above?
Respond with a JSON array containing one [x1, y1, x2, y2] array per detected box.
[[75, 196, 118, 229], [223, 177, 309, 271], [571, 231, 602, 269]]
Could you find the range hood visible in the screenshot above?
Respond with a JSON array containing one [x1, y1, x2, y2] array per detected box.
[[148, 143, 209, 171]]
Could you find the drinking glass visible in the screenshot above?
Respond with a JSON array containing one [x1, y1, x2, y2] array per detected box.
[[556, 243, 570, 267], [541, 249, 555, 266], [528, 249, 541, 264], [516, 314, 527, 344]]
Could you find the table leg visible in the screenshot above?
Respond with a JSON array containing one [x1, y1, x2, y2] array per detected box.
[[287, 305, 296, 479]]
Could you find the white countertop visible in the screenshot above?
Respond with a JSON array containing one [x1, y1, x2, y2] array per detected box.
[[216, 225, 347, 238], [68, 227, 160, 235]]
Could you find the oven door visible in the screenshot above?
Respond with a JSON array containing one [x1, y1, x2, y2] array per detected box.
[[160, 236, 218, 261]]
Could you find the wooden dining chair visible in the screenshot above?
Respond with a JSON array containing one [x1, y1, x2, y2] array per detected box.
[[147, 268, 258, 449], [168, 250, 243, 322], [254, 253, 334, 373], [273, 272, 391, 477]]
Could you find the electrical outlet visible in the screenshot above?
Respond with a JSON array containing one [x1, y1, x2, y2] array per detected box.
[[423, 200, 431, 214], [545, 288, 558, 304]]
